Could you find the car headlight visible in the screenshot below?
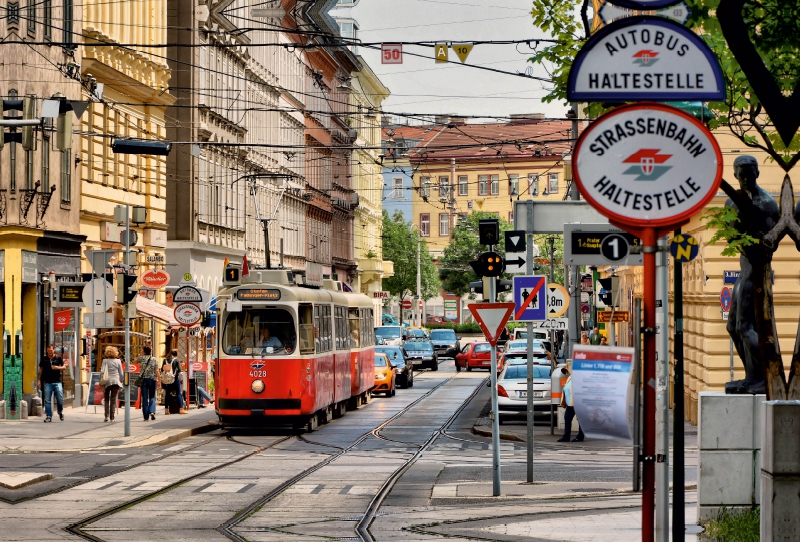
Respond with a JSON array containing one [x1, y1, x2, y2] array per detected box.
[[450, 343, 457, 348], [376, 372, 387, 379], [251, 380, 265, 393]]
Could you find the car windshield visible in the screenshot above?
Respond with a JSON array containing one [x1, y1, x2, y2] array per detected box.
[[430, 330, 456, 341], [503, 365, 551, 379], [474, 343, 491, 353], [375, 327, 401, 339], [375, 355, 388, 367], [222, 308, 296, 356], [506, 340, 528, 350], [408, 329, 425, 337], [376, 347, 403, 360], [405, 342, 433, 353]]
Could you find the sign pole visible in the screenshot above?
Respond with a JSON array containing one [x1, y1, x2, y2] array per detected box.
[[525, 202, 535, 483], [124, 203, 131, 438], [642, 228, 657, 542], [656, 236, 670, 542], [633, 297, 642, 492], [489, 274, 501, 496], [672, 228, 685, 542]]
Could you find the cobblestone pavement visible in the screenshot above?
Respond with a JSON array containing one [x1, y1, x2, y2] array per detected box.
[[0, 358, 702, 541]]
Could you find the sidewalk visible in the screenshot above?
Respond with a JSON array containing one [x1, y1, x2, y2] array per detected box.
[[0, 403, 220, 453]]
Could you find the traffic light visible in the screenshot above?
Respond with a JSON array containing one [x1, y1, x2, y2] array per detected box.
[[469, 279, 511, 300], [478, 218, 500, 246], [598, 275, 619, 307], [117, 273, 138, 305], [470, 251, 504, 277]]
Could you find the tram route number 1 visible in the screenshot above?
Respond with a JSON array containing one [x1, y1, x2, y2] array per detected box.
[[382, 44, 403, 65]]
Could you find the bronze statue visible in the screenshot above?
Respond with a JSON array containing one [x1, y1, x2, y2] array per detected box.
[[725, 156, 778, 394]]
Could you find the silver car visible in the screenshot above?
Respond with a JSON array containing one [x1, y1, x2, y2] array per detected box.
[[497, 363, 552, 423]]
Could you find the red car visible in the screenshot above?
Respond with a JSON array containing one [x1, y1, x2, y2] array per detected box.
[[455, 342, 504, 372]]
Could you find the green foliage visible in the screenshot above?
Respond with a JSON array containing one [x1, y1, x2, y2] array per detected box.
[[702, 206, 760, 257], [426, 323, 455, 330], [533, 235, 565, 285], [381, 210, 441, 301], [704, 507, 760, 542], [454, 322, 482, 334], [529, 0, 800, 170], [438, 211, 514, 298]]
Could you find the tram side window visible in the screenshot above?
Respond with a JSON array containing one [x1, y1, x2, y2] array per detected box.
[[367, 309, 374, 345], [222, 308, 296, 356], [298, 304, 314, 355], [317, 304, 332, 352], [314, 305, 321, 352], [348, 308, 360, 349], [335, 306, 347, 351]]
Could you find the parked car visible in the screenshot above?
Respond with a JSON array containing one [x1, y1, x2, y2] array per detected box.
[[374, 325, 403, 346], [376, 346, 414, 388], [511, 329, 552, 354], [404, 327, 428, 340], [503, 340, 552, 362], [497, 363, 553, 423], [429, 328, 460, 358], [501, 349, 551, 368], [403, 340, 438, 371], [456, 342, 504, 372], [372, 352, 397, 397], [426, 315, 446, 324]]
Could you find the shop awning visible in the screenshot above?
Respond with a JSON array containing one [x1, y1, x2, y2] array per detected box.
[[135, 296, 179, 326]]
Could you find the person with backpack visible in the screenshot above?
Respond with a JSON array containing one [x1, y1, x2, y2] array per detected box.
[[162, 350, 187, 415], [135, 346, 160, 421], [99, 346, 124, 423]]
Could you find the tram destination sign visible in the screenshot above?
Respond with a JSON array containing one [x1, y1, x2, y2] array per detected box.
[[567, 16, 724, 102], [573, 103, 722, 232], [236, 289, 282, 301]]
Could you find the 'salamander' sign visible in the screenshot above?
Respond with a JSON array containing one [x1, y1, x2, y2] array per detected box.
[[573, 103, 722, 231], [567, 16, 724, 102]]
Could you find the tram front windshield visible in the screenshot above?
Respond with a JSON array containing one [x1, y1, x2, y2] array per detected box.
[[222, 308, 296, 356]]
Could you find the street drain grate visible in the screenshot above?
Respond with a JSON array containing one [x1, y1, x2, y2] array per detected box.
[[569, 488, 613, 493]]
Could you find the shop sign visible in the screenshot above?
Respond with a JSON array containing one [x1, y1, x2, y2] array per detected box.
[[573, 103, 722, 231], [174, 285, 202, 303], [174, 302, 202, 326], [141, 269, 171, 289], [22, 250, 38, 283], [567, 16, 724, 102]]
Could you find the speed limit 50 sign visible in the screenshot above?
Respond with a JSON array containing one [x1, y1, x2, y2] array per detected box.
[[381, 44, 403, 64]]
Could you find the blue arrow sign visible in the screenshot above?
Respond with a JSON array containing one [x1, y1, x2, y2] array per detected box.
[[513, 275, 547, 322]]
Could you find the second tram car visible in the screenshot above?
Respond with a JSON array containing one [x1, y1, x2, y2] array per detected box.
[[215, 269, 375, 430]]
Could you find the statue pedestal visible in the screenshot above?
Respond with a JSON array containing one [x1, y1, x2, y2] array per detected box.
[[760, 401, 800, 542], [697, 392, 764, 522]]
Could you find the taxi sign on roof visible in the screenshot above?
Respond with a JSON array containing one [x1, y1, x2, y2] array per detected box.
[[573, 102, 722, 233]]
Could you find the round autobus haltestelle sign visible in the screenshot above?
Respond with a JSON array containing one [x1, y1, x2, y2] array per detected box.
[[573, 103, 722, 231]]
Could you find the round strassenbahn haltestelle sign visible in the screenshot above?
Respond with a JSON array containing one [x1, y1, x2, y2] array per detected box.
[[573, 103, 722, 230]]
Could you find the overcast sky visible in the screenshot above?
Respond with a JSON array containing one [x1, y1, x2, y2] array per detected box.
[[332, 0, 566, 122]]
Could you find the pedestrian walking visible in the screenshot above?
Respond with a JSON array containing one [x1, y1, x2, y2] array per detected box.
[[557, 365, 585, 442], [99, 346, 124, 423], [589, 326, 601, 345], [135, 346, 160, 421], [162, 350, 188, 415], [38, 345, 67, 422]]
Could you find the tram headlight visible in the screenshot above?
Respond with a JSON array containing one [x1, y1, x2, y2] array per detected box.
[[251, 380, 265, 393]]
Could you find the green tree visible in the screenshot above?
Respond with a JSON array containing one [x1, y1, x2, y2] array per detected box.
[[438, 211, 514, 298], [530, 0, 800, 170], [381, 210, 440, 301]]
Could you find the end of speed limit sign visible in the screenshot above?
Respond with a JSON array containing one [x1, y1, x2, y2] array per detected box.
[[382, 44, 403, 64]]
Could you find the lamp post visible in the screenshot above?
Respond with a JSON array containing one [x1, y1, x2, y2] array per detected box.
[[409, 225, 422, 326]]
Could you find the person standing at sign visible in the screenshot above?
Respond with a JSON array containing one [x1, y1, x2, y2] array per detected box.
[[38, 345, 66, 422], [557, 365, 585, 443], [100, 347, 124, 423], [163, 350, 188, 414], [137, 346, 160, 421]]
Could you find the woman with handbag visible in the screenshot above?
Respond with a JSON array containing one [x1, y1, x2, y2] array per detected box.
[[161, 355, 187, 415], [99, 346, 124, 422], [135, 346, 160, 421]]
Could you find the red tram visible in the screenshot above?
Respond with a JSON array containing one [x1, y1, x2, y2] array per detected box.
[[214, 269, 375, 430]]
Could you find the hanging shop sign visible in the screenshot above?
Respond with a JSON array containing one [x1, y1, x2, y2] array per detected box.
[[140, 269, 171, 289], [573, 103, 722, 233], [173, 285, 203, 303], [566, 16, 724, 102]]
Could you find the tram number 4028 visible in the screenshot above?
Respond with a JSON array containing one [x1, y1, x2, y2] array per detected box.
[[249, 370, 267, 378]]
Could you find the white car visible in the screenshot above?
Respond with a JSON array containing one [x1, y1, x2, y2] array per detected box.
[[504, 339, 548, 355], [497, 363, 553, 423], [374, 326, 403, 346]]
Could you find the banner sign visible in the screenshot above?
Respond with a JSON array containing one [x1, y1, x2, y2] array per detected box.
[[571, 345, 636, 442], [567, 16, 725, 102]]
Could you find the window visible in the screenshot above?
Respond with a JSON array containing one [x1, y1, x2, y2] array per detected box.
[[528, 174, 539, 196], [420, 213, 430, 237], [60, 150, 71, 203], [42, 135, 50, 186], [438, 176, 449, 199], [439, 213, 449, 236], [458, 175, 468, 196], [7, 2, 19, 25], [478, 175, 488, 196], [509, 174, 519, 196], [62, 0, 73, 47], [8, 89, 17, 191], [490, 174, 499, 195], [25, 150, 33, 189], [26, 0, 34, 34], [43, 0, 51, 40], [548, 173, 559, 194], [392, 177, 403, 198], [420, 176, 430, 198]]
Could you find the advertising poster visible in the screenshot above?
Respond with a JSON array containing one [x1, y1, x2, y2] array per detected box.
[[571, 345, 635, 442]]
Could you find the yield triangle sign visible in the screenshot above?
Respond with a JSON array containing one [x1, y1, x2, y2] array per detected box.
[[468, 302, 516, 347]]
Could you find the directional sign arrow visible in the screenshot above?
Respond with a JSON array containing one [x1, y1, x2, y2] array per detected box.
[[504, 253, 526, 274]]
